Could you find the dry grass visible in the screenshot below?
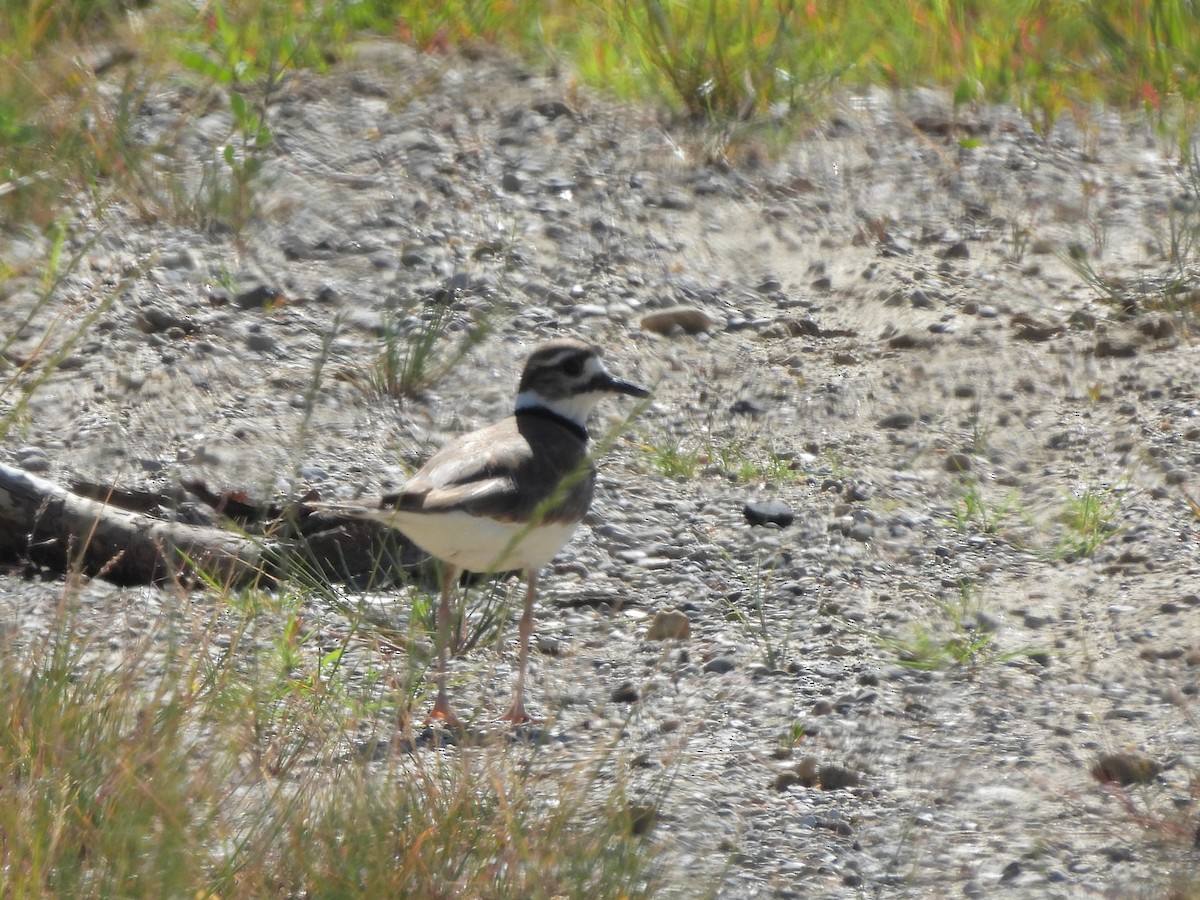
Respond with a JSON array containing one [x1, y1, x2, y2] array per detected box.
[[0, 578, 660, 897], [4, 2, 1200, 231]]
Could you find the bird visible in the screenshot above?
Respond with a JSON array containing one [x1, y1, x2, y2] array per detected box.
[[313, 338, 649, 726]]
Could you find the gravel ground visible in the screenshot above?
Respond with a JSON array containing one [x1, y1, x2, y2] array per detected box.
[[3, 41, 1200, 897]]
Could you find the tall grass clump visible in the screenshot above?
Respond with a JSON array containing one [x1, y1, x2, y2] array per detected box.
[[370, 1, 1200, 146], [249, 749, 660, 897], [0, 0, 352, 231], [1088, 1, 1200, 130], [0, 598, 228, 897], [6, 0, 1200, 228], [610, 0, 856, 121], [0, 0, 131, 225], [171, 0, 355, 237], [341, 296, 491, 399], [0, 579, 662, 898]]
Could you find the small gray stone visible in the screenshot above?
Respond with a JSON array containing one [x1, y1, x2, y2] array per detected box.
[[703, 657, 736, 675], [1101, 845, 1136, 863], [647, 191, 693, 211], [999, 861, 1022, 884], [1095, 337, 1138, 358], [945, 452, 972, 472], [136, 306, 196, 334], [541, 175, 578, 194], [847, 483, 872, 502], [611, 682, 639, 704], [640, 306, 718, 335], [15, 446, 50, 472], [235, 284, 282, 309], [818, 764, 861, 790], [848, 522, 875, 543], [646, 609, 691, 641], [160, 247, 201, 270], [744, 499, 794, 527], [245, 330, 277, 354], [886, 332, 932, 349], [878, 412, 917, 429], [910, 289, 936, 308], [1092, 752, 1161, 785]]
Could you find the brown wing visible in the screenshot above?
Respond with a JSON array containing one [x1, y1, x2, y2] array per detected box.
[[383, 414, 595, 525]]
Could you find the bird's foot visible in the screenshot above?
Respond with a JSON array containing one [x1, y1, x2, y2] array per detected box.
[[426, 699, 466, 730], [498, 702, 543, 725]]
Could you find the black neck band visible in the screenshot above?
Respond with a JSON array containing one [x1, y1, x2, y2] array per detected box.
[[515, 406, 588, 442]]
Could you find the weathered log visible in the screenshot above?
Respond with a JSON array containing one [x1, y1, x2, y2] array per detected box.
[[0, 462, 273, 587]]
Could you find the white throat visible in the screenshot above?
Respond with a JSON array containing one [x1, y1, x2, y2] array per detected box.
[[514, 390, 601, 432]]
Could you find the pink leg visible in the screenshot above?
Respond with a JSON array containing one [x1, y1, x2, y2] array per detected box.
[[427, 563, 465, 727], [501, 570, 541, 724]]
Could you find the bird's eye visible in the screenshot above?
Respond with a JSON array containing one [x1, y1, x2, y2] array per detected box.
[[562, 357, 584, 376]]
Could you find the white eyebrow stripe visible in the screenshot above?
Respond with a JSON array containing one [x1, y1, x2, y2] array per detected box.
[[530, 347, 589, 370]]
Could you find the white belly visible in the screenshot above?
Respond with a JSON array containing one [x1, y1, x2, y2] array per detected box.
[[386, 509, 580, 574]]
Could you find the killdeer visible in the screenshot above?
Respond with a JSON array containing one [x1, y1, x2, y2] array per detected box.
[[316, 338, 649, 725]]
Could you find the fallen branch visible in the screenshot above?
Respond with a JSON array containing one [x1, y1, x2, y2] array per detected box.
[[0, 462, 272, 586]]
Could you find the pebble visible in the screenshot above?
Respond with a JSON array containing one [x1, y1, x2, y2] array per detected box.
[[610, 682, 640, 704], [910, 289, 936, 308], [399, 247, 428, 267], [136, 306, 196, 334], [743, 499, 794, 527], [1095, 337, 1138, 358], [14, 446, 50, 472], [999, 861, 1022, 883], [639, 305, 718, 335], [885, 331, 932, 349], [646, 609, 692, 641], [244, 330, 278, 354], [1091, 753, 1161, 785], [846, 483, 871, 502], [944, 452, 972, 472], [818, 764, 861, 790], [647, 191, 693, 211], [1101, 846, 1136, 863], [848, 522, 875, 543], [540, 175, 578, 194], [878, 412, 917, 429], [234, 283, 282, 309]]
